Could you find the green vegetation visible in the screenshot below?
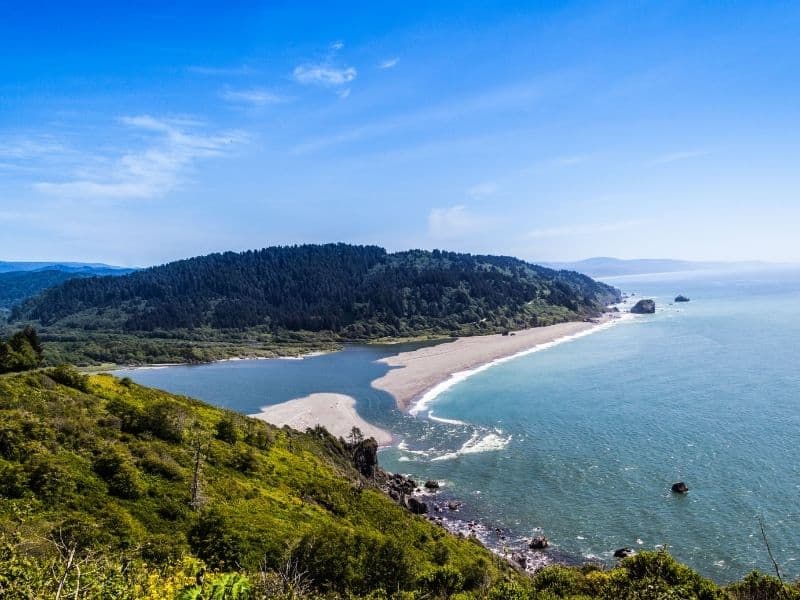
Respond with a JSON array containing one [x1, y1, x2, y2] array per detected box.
[[9, 244, 620, 365], [1, 366, 798, 598], [0, 269, 94, 313], [0, 326, 43, 373]]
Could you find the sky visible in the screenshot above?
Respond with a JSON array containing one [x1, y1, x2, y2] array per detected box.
[[1, 0, 799, 267]]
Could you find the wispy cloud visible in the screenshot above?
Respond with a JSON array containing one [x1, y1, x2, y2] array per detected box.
[[527, 219, 648, 239], [34, 116, 247, 200], [648, 149, 711, 166], [379, 57, 399, 69], [0, 137, 68, 161], [188, 64, 255, 76], [292, 40, 357, 95], [291, 79, 546, 154], [221, 87, 286, 106], [293, 64, 357, 86], [427, 205, 498, 239]]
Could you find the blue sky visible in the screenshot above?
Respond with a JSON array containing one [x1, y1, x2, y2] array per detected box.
[[1, 1, 799, 266]]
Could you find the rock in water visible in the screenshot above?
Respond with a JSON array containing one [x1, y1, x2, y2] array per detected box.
[[614, 548, 634, 558], [671, 481, 689, 493], [630, 299, 656, 314], [674, 295, 690, 302], [529, 535, 549, 550], [424, 480, 440, 490]]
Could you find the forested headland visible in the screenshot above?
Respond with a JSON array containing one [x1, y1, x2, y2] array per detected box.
[[8, 244, 620, 365]]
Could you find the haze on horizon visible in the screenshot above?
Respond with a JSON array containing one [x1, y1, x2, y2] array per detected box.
[[2, 1, 799, 267]]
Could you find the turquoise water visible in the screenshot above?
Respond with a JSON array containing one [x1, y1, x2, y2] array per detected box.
[[117, 267, 800, 581]]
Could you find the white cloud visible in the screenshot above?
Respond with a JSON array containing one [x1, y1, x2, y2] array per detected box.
[[379, 57, 399, 69], [34, 116, 247, 200], [427, 205, 494, 239], [527, 219, 648, 239], [293, 64, 357, 87], [330, 40, 344, 51], [221, 88, 286, 106], [648, 149, 711, 166]]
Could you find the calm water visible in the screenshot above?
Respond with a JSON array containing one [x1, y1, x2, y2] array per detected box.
[[117, 267, 800, 581]]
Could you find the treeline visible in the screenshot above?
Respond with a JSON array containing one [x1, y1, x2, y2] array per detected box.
[[0, 326, 42, 373], [11, 244, 620, 337]]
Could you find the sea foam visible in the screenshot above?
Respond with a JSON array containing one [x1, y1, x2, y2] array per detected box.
[[432, 430, 512, 461]]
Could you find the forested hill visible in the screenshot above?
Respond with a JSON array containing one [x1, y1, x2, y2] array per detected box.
[[11, 244, 619, 338]]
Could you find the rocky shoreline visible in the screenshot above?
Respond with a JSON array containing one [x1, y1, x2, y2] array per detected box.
[[378, 470, 585, 573]]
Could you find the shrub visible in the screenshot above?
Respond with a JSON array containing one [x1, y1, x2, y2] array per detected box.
[[0, 461, 27, 498], [93, 447, 145, 499], [188, 509, 245, 570], [46, 365, 90, 392], [215, 415, 239, 444]]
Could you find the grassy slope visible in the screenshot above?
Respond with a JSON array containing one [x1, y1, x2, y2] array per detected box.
[[0, 370, 513, 596]]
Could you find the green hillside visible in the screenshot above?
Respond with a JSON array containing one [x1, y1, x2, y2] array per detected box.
[[0, 363, 796, 598], [9, 244, 620, 365]]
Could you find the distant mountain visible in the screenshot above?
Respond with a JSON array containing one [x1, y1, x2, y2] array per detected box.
[[541, 257, 768, 278], [11, 244, 619, 363], [0, 264, 135, 311], [0, 260, 134, 275]]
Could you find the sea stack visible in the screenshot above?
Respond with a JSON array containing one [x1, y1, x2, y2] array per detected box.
[[630, 299, 656, 314], [671, 481, 689, 494], [674, 295, 690, 302]]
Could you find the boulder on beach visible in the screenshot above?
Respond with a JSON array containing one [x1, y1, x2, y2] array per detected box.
[[424, 480, 440, 490], [447, 501, 462, 511], [630, 299, 656, 314], [529, 535, 549, 550], [674, 295, 690, 302], [671, 481, 689, 493], [614, 548, 634, 559]]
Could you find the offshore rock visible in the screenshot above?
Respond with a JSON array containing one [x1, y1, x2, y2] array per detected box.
[[674, 295, 691, 302], [671, 481, 689, 493], [630, 299, 656, 314], [614, 548, 634, 558], [424, 480, 440, 490], [529, 536, 549, 550]]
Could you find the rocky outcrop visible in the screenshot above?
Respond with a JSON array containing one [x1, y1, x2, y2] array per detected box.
[[614, 548, 634, 558], [674, 295, 690, 302], [529, 536, 549, 550], [407, 496, 428, 514], [424, 480, 440, 490], [671, 481, 689, 493], [630, 299, 656, 314]]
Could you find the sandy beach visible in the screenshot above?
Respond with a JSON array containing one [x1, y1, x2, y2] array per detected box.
[[372, 316, 615, 411], [251, 392, 393, 446]]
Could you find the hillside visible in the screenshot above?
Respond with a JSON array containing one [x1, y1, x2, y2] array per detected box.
[[541, 257, 769, 279], [9, 244, 620, 365], [0, 368, 794, 599], [0, 261, 133, 275]]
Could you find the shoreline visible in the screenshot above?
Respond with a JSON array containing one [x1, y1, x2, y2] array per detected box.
[[250, 393, 393, 446], [373, 313, 626, 413]]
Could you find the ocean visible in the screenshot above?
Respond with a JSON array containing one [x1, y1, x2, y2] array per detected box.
[[116, 266, 800, 581]]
